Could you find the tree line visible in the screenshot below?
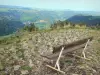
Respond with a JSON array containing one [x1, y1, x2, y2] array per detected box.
[[23, 20, 100, 32]]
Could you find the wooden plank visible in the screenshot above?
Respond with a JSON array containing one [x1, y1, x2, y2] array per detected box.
[[53, 37, 93, 53], [46, 65, 65, 74], [43, 43, 86, 59]]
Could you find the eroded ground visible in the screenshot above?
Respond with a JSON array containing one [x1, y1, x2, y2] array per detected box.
[[0, 29, 100, 75]]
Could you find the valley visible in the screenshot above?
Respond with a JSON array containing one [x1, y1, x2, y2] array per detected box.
[[0, 5, 100, 36], [0, 4, 100, 75]]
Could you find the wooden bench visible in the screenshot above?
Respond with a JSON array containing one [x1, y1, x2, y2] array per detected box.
[[41, 36, 93, 74]]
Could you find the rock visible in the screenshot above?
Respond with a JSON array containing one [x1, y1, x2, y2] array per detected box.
[[29, 59, 34, 67], [21, 70, 29, 74], [14, 65, 20, 71], [72, 74, 79, 75]]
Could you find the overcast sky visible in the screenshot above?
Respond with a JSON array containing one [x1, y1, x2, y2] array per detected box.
[[0, 0, 100, 11]]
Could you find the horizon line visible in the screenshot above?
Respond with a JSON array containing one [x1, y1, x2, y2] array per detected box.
[[0, 4, 100, 12]]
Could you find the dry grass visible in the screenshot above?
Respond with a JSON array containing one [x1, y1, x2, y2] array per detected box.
[[0, 28, 100, 75]]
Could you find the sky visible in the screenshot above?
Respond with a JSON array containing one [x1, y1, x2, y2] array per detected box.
[[0, 0, 100, 11]]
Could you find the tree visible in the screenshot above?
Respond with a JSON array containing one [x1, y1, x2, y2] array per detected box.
[[64, 20, 69, 25], [78, 22, 85, 27], [23, 23, 38, 32]]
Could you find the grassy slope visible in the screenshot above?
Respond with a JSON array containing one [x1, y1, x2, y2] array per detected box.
[[0, 28, 100, 75]]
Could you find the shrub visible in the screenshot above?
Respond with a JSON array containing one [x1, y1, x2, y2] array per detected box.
[[23, 23, 38, 32]]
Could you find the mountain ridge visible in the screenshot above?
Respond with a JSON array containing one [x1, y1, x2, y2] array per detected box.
[[67, 15, 100, 26], [0, 5, 100, 36]]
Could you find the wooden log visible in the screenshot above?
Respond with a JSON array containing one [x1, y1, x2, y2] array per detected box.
[[41, 37, 93, 60], [46, 65, 65, 74], [44, 43, 86, 59], [53, 36, 93, 53], [41, 44, 90, 60], [41, 47, 87, 61]]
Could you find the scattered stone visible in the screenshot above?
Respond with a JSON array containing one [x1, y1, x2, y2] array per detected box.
[[21, 70, 29, 74], [29, 59, 34, 67], [14, 65, 20, 71], [0, 29, 99, 75]]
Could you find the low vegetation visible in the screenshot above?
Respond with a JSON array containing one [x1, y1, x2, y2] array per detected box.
[[23, 23, 38, 32], [0, 25, 100, 75]]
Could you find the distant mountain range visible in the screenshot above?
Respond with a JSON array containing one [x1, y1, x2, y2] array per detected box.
[[0, 5, 100, 36], [67, 14, 100, 26], [0, 5, 100, 23]]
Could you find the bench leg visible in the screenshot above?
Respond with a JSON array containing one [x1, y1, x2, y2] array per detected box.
[[56, 61, 60, 70], [46, 47, 65, 74], [46, 64, 65, 74], [55, 47, 64, 70], [82, 39, 90, 58]]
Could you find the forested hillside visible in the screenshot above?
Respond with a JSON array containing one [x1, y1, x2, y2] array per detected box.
[[0, 5, 100, 36], [67, 15, 100, 26], [0, 16, 24, 36]]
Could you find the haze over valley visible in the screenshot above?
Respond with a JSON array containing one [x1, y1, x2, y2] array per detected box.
[[0, 1, 100, 75], [0, 5, 100, 36]]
